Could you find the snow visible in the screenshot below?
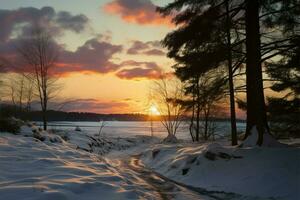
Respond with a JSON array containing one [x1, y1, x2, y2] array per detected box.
[[242, 126, 288, 147], [141, 142, 300, 200], [0, 125, 159, 200], [162, 133, 178, 143], [1, 122, 299, 200]]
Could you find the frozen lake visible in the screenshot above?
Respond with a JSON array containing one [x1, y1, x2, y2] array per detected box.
[[36, 121, 246, 140]]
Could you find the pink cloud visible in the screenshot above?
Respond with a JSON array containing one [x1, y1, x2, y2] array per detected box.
[[103, 0, 173, 27]]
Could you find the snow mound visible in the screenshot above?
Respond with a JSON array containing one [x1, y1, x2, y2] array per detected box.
[[89, 135, 157, 155], [204, 143, 227, 153], [242, 126, 287, 147], [162, 134, 178, 143], [19, 125, 67, 144]]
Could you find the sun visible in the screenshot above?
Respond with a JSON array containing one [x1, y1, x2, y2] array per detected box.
[[149, 105, 160, 116]]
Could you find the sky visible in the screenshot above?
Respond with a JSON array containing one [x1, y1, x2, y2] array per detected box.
[[0, 0, 178, 114], [0, 0, 247, 118]]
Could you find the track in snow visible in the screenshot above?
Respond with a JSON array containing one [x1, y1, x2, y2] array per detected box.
[[110, 155, 269, 200]]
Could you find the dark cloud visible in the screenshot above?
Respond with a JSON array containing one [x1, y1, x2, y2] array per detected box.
[[28, 98, 130, 113], [116, 67, 161, 80], [119, 60, 160, 69], [127, 40, 165, 56], [0, 35, 166, 77], [55, 11, 89, 33], [0, 31, 123, 75], [144, 49, 165, 56], [103, 0, 172, 26], [116, 60, 162, 79], [0, 6, 89, 41], [56, 37, 123, 74], [127, 41, 149, 54], [0, 34, 164, 78]]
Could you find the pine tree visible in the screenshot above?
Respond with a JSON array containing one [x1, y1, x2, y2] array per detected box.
[[266, 37, 300, 138], [158, 0, 244, 144], [244, 0, 269, 145], [243, 0, 300, 144]]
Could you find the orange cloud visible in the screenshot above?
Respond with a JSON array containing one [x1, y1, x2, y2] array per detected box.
[[103, 0, 173, 27]]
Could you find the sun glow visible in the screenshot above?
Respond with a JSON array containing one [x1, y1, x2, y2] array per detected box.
[[149, 105, 160, 116]]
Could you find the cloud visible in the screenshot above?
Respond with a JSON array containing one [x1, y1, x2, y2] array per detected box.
[[116, 60, 162, 79], [0, 6, 166, 78], [127, 41, 149, 54], [119, 60, 160, 68], [127, 40, 165, 56], [27, 98, 130, 113], [103, 0, 172, 26], [0, 35, 168, 78], [59, 98, 130, 113], [0, 31, 124, 75], [0, 34, 167, 79], [56, 37, 123, 74], [144, 49, 165, 56], [0, 6, 89, 41], [55, 11, 89, 33], [116, 67, 161, 80]]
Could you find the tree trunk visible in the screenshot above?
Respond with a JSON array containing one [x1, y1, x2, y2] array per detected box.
[[225, 0, 238, 146], [195, 80, 200, 141], [204, 111, 208, 140], [245, 0, 269, 145], [42, 97, 47, 131], [196, 102, 200, 141], [189, 98, 195, 142], [42, 109, 47, 131], [150, 117, 154, 137]]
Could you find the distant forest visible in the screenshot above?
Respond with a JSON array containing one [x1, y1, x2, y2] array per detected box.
[[22, 110, 151, 122], [0, 105, 245, 122]]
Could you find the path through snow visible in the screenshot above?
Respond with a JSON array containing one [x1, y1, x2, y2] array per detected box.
[[107, 152, 272, 200]]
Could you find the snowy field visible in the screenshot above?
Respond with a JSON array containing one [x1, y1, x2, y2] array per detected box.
[[0, 123, 299, 200]]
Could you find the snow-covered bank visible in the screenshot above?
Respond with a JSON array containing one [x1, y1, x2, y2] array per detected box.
[[0, 134, 138, 200], [141, 142, 300, 200], [0, 125, 158, 200]]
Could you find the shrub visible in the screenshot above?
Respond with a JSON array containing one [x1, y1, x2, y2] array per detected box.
[[0, 118, 21, 134]]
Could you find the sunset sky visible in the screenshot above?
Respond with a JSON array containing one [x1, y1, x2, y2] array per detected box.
[[0, 0, 246, 118], [0, 0, 177, 113]]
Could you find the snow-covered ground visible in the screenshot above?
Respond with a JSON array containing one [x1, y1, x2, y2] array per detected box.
[[0, 125, 161, 200], [141, 141, 300, 200], [0, 123, 299, 200]]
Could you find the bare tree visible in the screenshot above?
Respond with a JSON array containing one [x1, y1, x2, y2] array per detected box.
[[17, 27, 59, 130], [2, 73, 34, 111], [98, 120, 107, 137], [24, 74, 35, 111], [0, 58, 8, 102], [186, 69, 227, 141], [151, 76, 185, 142]]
